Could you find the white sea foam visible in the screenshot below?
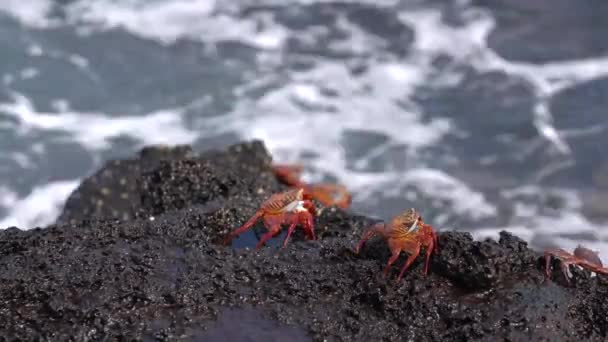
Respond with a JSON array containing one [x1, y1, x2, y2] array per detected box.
[[0, 0, 57, 28], [398, 169, 497, 220], [0, 91, 198, 229], [472, 215, 608, 266], [472, 185, 608, 265], [0, 92, 198, 150], [0, 180, 79, 230], [65, 0, 288, 49]]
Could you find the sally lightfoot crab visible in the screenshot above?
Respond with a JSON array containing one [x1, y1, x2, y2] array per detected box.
[[223, 188, 316, 249], [355, 208, 439, 281], [544, 245, 608, 284], [272, 163, 352, 209]]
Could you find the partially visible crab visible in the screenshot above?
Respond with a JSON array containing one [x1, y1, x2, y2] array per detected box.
[[272, 163, 352, 209], [544, 245, 608, 283], [355, 208, 439, 281], [223, 188, 316, 249]]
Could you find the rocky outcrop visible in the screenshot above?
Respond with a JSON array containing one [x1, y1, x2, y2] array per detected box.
[[0, 141, 606, 341]]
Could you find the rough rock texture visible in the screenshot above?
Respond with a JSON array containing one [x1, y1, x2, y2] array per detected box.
[[56, 144, 196, 224], [1, 140, 607, 341]]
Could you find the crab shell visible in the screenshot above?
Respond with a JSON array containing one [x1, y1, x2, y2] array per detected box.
[[262, 188, 309, 214], [389, 208, 422, 234]]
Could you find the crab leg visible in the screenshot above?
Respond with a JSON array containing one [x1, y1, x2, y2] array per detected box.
[[302, 199, 317, 216], [256, 225, 282, 249], [544, 249, 599, 283], [383, 250, 401, 275], [299, 211, 316, 240], [572, 259, 608, 276], [434, 231, 439, 253], [255, 216, 284, 249], [256, 231, 278, 249], [282, 222, 298, 248], [544, 248, 574, 281], [397, 244, 421, 281], [544, 251, 553, 279], [560, 261, 574, 284], [355, 223, 386, 253], [426, 224, 439, 254], [585, 264, 608, 275], [420, 224, 438, 275], [423, 239, 434, 276], [224, 210, 264, 245]]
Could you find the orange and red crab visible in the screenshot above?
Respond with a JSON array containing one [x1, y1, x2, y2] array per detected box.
[[272, 163, 352, 209], [223, 188, 316, 249], [544, 245, 608, 284], [355, 208, 439, 281]]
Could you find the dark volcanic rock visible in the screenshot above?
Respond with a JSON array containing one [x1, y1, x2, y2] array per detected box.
[[57, 141, 281, 225], [432, 231, 537, 290], [56, 144, 195, 225], [137, 140, 281, 219], [1, 140, 607, 341]]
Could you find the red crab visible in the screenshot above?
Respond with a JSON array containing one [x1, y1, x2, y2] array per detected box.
[[355, 208, 439, 281], [544, 245, 608, 283], [272, 163, 352, 209], [223, 188, 316, 249]]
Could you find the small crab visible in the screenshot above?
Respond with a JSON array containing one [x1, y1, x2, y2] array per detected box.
[[223, 188, 316, 249], [355, 208, 439, 281], [272, 163, 352, 209], [544, 245, 608, 284]]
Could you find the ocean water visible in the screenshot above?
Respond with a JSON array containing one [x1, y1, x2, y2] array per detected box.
[[1, 0, 608, 263]]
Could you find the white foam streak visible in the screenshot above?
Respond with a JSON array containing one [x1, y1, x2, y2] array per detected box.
[[0, 186, 18, 208], [66, 0, 288, 49], [400, 168, 497, 219], [0, 93, 198, 150], [473, 213, 608, 265], [0, 0, 57, 28], [399, 9, 493, 59], [401, 7, 608, 158], [0, 180, 79, 230], [477, 186, 608, 263], [229, 60, 457, 203], [67, 0, 214, 41]]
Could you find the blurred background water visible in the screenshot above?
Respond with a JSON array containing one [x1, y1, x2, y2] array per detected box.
[[1, 0, 608, 262]]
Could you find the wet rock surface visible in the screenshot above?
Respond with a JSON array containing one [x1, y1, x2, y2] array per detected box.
[[1, 140, 607, 341]]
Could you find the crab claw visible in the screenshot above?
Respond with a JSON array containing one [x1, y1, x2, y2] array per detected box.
[[272, 164, 305, 187], [271, 163, 352, 209], [309, 183, 352, 209]]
